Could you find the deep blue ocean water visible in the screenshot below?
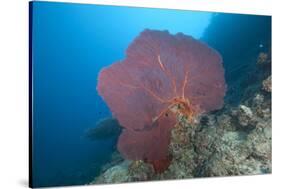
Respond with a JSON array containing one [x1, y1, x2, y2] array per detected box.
[[31, 1, 271, 187], [31, 2, 212, 187]]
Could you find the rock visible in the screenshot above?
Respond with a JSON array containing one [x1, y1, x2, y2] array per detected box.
[[91, 89, 271, 184], [99, 151, 124, 173], [246, 127, 271, 160], [262, 76, 271, 92], [257, 52, 270, 65], [128, 161, 154, 182], [217, 114, 234, 131], [238, 105, 254, 127], [93, 161, 130, 184], [253, 94, 264, 106]]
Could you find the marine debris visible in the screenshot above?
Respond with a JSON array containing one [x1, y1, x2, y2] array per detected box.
[[97, 29, 226, 172]]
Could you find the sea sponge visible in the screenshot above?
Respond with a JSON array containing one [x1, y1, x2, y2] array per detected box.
[[97, 29, 226, 172]]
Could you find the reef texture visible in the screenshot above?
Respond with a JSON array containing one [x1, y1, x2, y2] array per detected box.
[[93, 82, 271, 184], [97, 29, 226, 172], [93, 48, 271, 184], [262, 76, 271, 93]]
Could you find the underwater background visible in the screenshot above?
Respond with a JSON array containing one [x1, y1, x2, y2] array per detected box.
[[30, 1, 271, 187]]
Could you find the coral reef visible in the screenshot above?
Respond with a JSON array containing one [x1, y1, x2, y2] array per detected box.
[[93, 159, 156, 184], [98, 151, 124, 174], [128, 161, 154, 181], [262, 76, 272, 92], [93, 160, 130, 184], [91, 47, 271, 184], [237, 105, 254, 127], [257, 52, 271, 65], [93, 15, 271, 184], [97, 29, 226, 172], [93, 88, 271, 184]]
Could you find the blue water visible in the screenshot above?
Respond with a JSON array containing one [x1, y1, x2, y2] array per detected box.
[[31, 1, 213, 187]]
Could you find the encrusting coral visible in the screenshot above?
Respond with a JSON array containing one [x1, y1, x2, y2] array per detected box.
[[97, 29, 226, 172]]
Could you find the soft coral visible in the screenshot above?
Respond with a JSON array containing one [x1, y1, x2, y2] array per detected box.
[[97, 29, 226, 173]]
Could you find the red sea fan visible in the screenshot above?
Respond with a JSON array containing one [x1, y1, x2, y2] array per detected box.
[[117, 113, 176, 161], [97, 29, 226, 172]]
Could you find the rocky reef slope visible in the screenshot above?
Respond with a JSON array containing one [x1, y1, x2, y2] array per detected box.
[[91, 13, 271, 184], [92, 54, 271, 184]]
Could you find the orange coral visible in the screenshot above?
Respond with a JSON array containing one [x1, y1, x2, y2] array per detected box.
[[97, 29, 226, 172]]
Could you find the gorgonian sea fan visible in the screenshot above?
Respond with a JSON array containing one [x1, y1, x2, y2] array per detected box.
[[97, 29, 226, 171]]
